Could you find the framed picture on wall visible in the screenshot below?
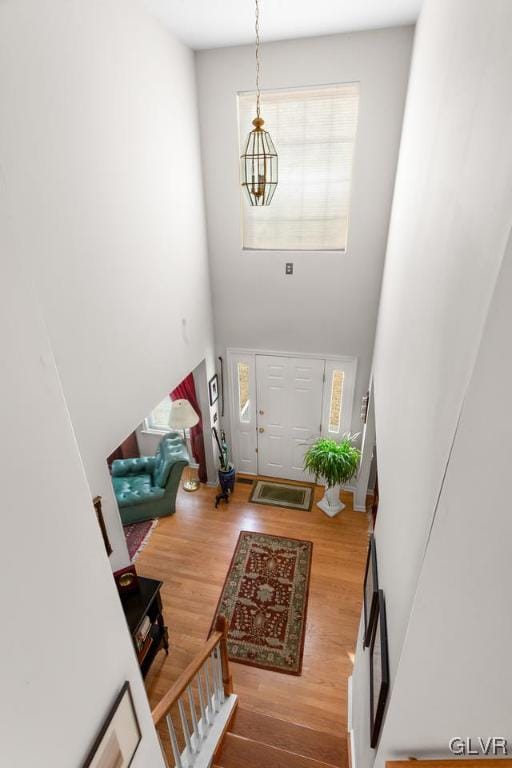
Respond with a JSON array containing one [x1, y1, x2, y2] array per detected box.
[[82, 682, 141, 768], [209, 373, 219, 406], [369, 590, 390, 748], [363, 534, 378, 647]]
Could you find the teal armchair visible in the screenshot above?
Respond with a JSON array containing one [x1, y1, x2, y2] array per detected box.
[[112, 432, 189, 524]]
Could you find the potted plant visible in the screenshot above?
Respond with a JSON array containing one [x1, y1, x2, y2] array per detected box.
[[212, 427, 236, 496], [304, 434, 361, 517]]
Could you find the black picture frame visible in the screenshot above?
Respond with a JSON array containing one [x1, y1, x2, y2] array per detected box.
[[209, 373, 219, 406], [363, 534, 378, 648], [82, 681, 141, 768], [369, 590, 390, 749]]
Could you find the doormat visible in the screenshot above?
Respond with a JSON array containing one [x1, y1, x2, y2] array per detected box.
[[249, 479, 314, 511], [124, 519, 158, 561], [210, 531, 313, 675]]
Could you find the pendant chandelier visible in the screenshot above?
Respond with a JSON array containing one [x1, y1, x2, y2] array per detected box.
[[240, 0, 278, 206]]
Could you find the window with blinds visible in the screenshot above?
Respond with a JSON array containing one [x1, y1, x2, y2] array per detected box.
[[238, 83, 360, 251]]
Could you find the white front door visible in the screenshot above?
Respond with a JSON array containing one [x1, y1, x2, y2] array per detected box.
[[256, 355, 325, 481]]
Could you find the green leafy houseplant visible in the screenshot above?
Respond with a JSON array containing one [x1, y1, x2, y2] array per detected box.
[[304, 435, 361, 517]]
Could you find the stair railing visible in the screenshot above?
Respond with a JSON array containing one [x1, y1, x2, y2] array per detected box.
[[152, 616, 237, 768]]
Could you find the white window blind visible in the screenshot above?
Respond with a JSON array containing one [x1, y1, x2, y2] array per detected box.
[[238, 83, 360, 251]]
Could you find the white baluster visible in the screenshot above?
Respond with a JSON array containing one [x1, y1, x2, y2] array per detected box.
[[187, 684, 201, 750], [212, 647, 221, 705], [165, 713, 183, 768], [178, 697, 194, 766], [214, 647, 225, 705], [197, 668, 210, 731], [203, 658, 215, 721], [209, 652, 220, 713]]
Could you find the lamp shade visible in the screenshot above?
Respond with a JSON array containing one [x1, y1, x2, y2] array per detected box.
[[168, 399, 199, 430]]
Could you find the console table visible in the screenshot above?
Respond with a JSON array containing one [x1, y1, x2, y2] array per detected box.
[[121, 576, 169, 678]]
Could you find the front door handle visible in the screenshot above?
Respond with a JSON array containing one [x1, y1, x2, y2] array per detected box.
[[259, 427, 265, 433]]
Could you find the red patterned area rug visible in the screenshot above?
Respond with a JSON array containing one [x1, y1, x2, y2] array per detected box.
[[124, 519, 158, 561], [211, 531, 313, 675]]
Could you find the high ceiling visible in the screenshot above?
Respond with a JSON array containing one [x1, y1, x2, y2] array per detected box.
[[144, 0, 422, 51]]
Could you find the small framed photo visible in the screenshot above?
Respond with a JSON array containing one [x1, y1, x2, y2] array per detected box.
[[209, 373, 219, 406], [370, 590, 390, 748], [82, 682, 141, 768], [363, 534, 378, 648]]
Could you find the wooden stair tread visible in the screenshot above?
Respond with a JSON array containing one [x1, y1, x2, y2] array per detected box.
[[229, 707, 345, 766], [217, 732, 340, 768]]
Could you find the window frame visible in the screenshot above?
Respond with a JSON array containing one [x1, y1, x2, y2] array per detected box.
[[321, 358, 357, 439], [238, 81, 360, 254], [237, 361, 251, 425], [327, 368, 346, 435], [142, 396, 190, 437], [227, 351, 258, 475]]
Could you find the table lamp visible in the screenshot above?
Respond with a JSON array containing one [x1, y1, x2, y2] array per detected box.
[[168, 398, 200, 492]]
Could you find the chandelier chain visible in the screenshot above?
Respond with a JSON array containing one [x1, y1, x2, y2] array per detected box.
[[255, 0, 261, 117]]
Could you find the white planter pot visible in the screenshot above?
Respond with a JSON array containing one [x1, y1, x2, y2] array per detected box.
[[317, 483, 345, 517]]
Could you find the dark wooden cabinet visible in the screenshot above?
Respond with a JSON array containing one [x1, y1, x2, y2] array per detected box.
[[121, 576, 169, 678]]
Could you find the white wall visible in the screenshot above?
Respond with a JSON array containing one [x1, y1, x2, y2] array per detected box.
[[0, 0, 216, 570], [351, 1, 512, 766], [375, 224, 512, 763], [0, 183, 164, 767], [195, 28, 413, 439]]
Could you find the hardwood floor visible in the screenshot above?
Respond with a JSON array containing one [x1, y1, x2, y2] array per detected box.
[[136, 479, 369, 741]]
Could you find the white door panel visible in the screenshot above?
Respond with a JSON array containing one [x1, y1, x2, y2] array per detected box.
[[238, 430, 253, 466], [256, 355, 324, 481], [267, 434, 286, 469], [291, 437, 313, 474]]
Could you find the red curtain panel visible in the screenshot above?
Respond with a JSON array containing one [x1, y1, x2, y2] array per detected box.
[[171, 373, 207, 483]]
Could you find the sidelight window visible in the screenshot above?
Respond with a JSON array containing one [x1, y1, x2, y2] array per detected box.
[[328, 370, 345, 434], [237, 362, 250, 423]]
